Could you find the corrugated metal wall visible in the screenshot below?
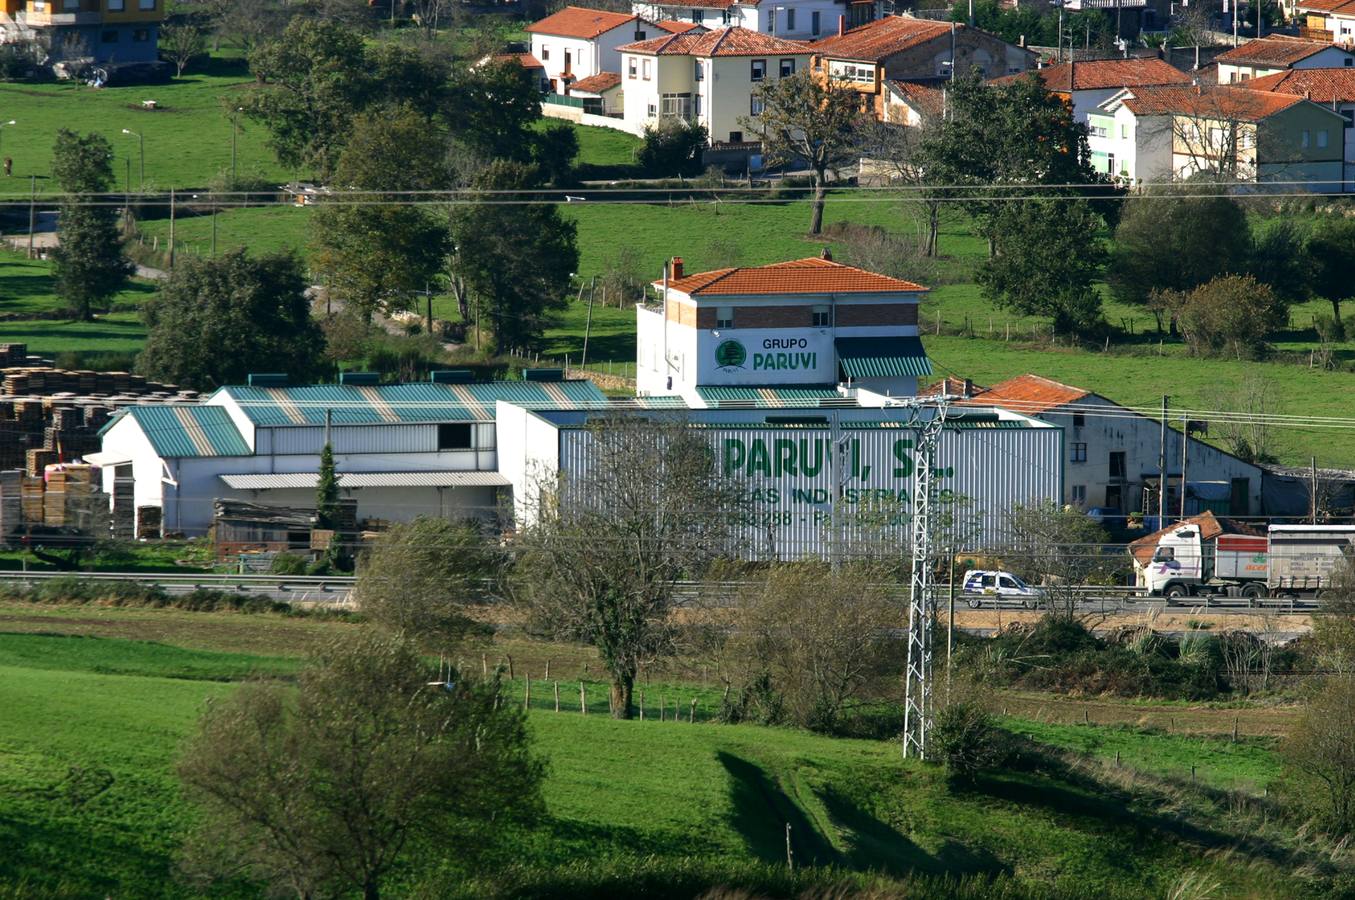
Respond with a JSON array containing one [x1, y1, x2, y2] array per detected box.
[[257, 423, 497, 456], [557, 425, 1062, 560]]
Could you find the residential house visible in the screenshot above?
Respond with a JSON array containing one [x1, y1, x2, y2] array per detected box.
[[630, 0, 881, 40], [487, 51, 549, 93], [1251, 67, 1355, 188], [809, 16, 1034, 119], [954, 374, 1263, 522], [567, 71, 624, 115], [618, 27, 812, 144], [1213, 35, 1355, 83], [1006, 56, 1191, 123], [1087, 87, 1173, 181], [881, 78, 945, 124], [1296, 0, 1355, 45], [1089, 83, 1346, 190], [1, 0, 165, 71], [636, 253, 931, 402], [528, 6, 660, 92]]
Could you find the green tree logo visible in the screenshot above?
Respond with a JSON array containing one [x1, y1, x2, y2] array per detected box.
[[714, 340, 747, 369]]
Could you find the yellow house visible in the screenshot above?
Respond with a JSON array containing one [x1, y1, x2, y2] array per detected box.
[[5, 0, 165, 71]]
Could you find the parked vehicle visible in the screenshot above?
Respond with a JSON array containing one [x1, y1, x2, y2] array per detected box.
[[959, 569, 1044, 609], [1138, 524, 1355, 600]]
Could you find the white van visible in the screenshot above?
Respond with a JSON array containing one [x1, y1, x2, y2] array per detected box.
[[959, 569, 1043, 609]]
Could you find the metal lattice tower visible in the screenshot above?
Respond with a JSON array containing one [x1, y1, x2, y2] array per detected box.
[[903, 400, 947, 760]]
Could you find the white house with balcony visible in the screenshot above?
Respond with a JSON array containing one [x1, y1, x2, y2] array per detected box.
[[528, 6, 660, 93], [1087, 89, 1174, 182], [618, 27, 812, 143], [630, 0, 880, 40], [1213, 35, 1355, 83]]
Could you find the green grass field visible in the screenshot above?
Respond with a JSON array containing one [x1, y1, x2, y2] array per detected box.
[[0, 611, 1332, 899]]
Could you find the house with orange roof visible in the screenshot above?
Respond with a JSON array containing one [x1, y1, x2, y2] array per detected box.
[[1087, 83, 1347, 189], [809, 16, 1033, 119], [950, 374, 1262, 519], [1251, 67, 1355, 186], [1213, 35, 1355, 83], [636, 251, 931, 400], [618, 27, 813, 143], [630, 0, 881, 40], [1296, 0, 1355, 46], [1008, 56, 1191, 123], [528, 6, 664, 93]]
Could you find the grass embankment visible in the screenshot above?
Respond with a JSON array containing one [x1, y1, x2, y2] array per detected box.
[[0, 605, 1333, 899], [0, 247, 153, 355]]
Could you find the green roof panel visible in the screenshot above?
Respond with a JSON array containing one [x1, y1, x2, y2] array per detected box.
[[835, 336, 932, 379], [126, 406, 252, 458]]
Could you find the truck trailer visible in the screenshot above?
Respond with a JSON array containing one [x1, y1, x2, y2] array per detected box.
[[1139, 523, 1355, 600]]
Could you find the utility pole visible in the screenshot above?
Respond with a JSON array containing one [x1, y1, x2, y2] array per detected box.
[[903, 399, 947, 760], [1158, 395, 1169, 528], [581, 278, 596, 368], [1180, 413, 1189, 520], [167, 189, 175, 269], [1311, 456, 1319, 524], [26, 174, 35, 259]]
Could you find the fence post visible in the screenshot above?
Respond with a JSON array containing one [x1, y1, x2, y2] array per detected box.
[[506, 655, 514, 680], [690, 698, 697, 723], [524, 677, 531, 711], [785, 823, 793, 869], [639, 691, 645, 721], [554, 681, 560, 712], [579, 681, 587, 714]]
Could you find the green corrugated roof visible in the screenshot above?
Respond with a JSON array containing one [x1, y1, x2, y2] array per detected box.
[[696, 385, 849, 408], [124, 406, 252, 458], [217, 380, 609, 426], [836, 336, 932, 379]]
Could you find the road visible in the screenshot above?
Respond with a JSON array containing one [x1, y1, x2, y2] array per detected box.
[[0, 570, 355, 607]]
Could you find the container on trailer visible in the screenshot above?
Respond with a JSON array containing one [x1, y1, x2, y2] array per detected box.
[[1214, 534, 1269, 581], [1266, 525, 1355, 592]]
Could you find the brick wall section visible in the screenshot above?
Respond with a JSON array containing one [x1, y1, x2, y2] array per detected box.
[[835, 303, 918, 326], [733, 305, 814, 328]]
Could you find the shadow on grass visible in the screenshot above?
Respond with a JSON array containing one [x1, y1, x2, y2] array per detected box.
[[718, 751, 837, 868]]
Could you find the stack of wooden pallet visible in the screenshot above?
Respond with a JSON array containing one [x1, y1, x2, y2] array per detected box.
[[136, 505, 161, 539], [0, 469, 20, 539], [43, 464, 96, 529], [20, 476, 43, 523], [112, 475, 135, 540]]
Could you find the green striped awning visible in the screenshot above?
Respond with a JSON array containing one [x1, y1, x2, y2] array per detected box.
[[695, 385, 849, 408], [835, 336, 932, 380]]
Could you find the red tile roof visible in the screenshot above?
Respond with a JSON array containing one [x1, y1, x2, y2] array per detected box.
[[966, 374, 1089, 414], [493, 52, 544, 69], [1120, 84, 1305, 120], [656, 257, 929, 296], [568, 71, 622, 93], [809, 15, 952, 63], [1248, 66, 1355, 102], [1297, 0, 1355, 14], [655, 19, 705, 33], [1214, 35, 1347, 66], [527, 6, 638, 38], [620, 27, 809, 57], [886, 79, 946, 118], [1013, 57, 1191, 92]]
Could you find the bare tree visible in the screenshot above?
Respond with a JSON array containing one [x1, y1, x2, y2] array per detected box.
[[853, 116, 942, 257], [1313, 561, 1355, 678], [160, 23, 206, 77], [1005, 501, 1114, 620], [1203, 373, 1276, 464], [513, 415, 743, 719], [177, 631, 543, 900], [1283, 675, 1355, 835], [717, 561, 899, 732]]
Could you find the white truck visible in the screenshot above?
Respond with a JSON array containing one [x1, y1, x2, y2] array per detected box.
[[1140, 524, 1355, 600]]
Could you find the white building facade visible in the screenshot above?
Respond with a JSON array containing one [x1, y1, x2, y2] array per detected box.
[[1087, 89, 1174, 182], [528, 6, 660, 92], [630, 0, 880, 39]]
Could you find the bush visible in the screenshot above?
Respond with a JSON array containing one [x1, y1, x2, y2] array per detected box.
[[932, 700, 1007, 783], [635, 120, 707, 178], [269, 552, 309, 575]]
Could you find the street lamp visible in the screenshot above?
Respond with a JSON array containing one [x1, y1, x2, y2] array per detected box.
[[230, 107, 242, 187], [121, 128, 143, 191]]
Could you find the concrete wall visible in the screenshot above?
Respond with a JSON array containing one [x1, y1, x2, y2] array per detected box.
[[542, 101, 646, 135]]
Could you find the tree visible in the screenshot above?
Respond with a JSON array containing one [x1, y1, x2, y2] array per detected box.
[[177, 630, 543, 900], [1308, 216, 1355, 340], [1107, 188, 1251, 331], [315, 443, 339, 530], [137, 249, 325, 389], [532, 121, 579, 187], [1163, 274, 1285, 360], [718, 561, 898, 732], [311, 105, 451, 321], [1203, 374, 1277, 464], [1006, 501, 1112, 620], [854, 117, 942, 256], [356, 518, 498, 651], [977, 197, 1105, 334], [49, 130, 132, 322], [1283, 675, 1355, 836], [744, 72, 864, 235], [1248, 216, 1313, 308], [919, 72, 1102, 254], [635, 119, 707, 178], [447, 161, 577, 353], [445, 60, 546, 164], [513, 415, 741, 719], [200, 0, 289, 54], [159, 23, 206, 77], [1312, 561, 1355, 678]]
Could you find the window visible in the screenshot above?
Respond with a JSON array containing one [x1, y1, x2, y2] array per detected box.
[[1342, 109, 1355, 128], [812, 304, 831, 327], [728, 130, 743, 142], [829, 61, 874, 83], [541, 46, 550, 60], [999, 575, 1019, 589], [660, 92, 692, 119], [628, 57, 637, 78], [1071, 485, 1087, 505], [647, 103, 657, 117], [1072, 412, 1085, 428], [751, 59, 766, 81], [1105, 485, 1122, 509], [812, 10, 820, 34], [785, 8, 795, 30], [694, 59, 703, 81], [61, 0, 76, 8], [750, 94, 764, 116], [133, 27, 149, 40], [693, 93, 702, 116], [691, 7, 701, 21], [438, 423, 473, 450], [642, 58, 651, 80], [106, 0, 123, 8], [564, 49, 572, 71], [1346, 57, 1354, 65], [767, 9, 775, 31], [1318, 129, 1329, 148], [980, 574, 996, 589], [1107, 153, 1115, 174], [1071, 442, 1087, 463], [1109, 451, 1126, 478], [716, 306, 733, 328], [101, 29, 118, 42], [1302, 129, 1311, 148], [779, 58, 795, 77], [137, 0, 153, 9]]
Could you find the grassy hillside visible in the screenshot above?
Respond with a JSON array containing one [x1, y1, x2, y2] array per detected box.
[[0, 620, 1335, 899]]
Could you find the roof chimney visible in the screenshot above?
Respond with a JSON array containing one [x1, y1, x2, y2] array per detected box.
[[963, 378, 974, 397], [1305, 89, 1312, 100], [838, 14, 845, 36], [821, 246, 833, 261], [671, 256, 684, 279]]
